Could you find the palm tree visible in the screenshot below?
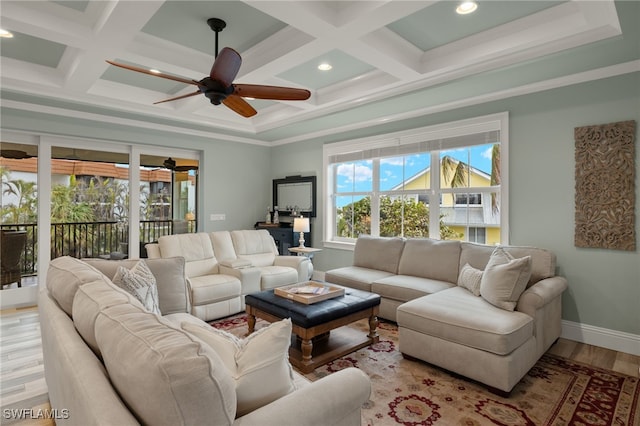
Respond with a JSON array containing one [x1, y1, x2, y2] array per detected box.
[[441, 155, 468, 188]]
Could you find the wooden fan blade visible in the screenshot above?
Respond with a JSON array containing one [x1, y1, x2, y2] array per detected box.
[[153, 91, 202, 105], [106, 60, 200, 86], [223, 95, 257, 118], [233, 84, 311, 101], [210, 47, 241, 87]]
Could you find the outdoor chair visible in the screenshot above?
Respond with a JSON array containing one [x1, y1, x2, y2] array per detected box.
[[1, 230, 27, 288]]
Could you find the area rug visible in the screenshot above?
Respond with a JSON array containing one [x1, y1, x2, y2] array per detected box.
[[210, 314, 640, 426]]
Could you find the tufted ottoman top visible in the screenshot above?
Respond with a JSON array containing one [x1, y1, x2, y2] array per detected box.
[[245, 285, 380, 329]]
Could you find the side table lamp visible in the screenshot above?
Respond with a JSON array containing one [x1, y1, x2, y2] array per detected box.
[[293, 217, 310, 248]]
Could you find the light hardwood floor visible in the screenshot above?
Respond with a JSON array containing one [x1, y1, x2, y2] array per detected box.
[[1, 306, 638, 426]]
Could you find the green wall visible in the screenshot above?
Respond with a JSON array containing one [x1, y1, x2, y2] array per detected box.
[[2, 72, 638, 336], [272, 72, 640, 335]]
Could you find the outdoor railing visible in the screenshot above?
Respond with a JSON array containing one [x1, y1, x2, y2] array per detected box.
[[0, 219, 196, 278]]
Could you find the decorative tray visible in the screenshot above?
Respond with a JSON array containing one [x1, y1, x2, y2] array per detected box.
[[274, 281, 345, 304]]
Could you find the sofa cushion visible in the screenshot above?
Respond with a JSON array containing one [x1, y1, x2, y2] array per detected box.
[[72, 278, 145, 356], [257, 266, 298, 290], [398, 238, 461, 283], [210, 231, 239, 263], [397, 287, 533, 355], [84, 257, 188, 315], [189, 275, 242, 306], [460, 242, 555, 286], [457, 263, 483, 296], [353, 235, 404, 274], [182, 319, 296, 417], [159, 233, 219, 277], [372, 275, 454, 303], [95, 303, 237, 426], [112, 261, 161, 315], [480, 247, 532, 311], [231, 230, 277, 267], [47, 256, 107, 316], [325, 266, 396, 292]]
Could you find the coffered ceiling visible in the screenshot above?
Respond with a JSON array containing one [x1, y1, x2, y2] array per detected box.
[[1, 1, 636, 146]]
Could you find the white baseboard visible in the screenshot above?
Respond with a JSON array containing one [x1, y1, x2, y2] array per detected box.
[[561, 320, 640, 356]]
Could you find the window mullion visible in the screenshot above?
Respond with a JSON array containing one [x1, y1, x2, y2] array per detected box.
[[429, 151, 440, 239], [371, 159, 380, 236]]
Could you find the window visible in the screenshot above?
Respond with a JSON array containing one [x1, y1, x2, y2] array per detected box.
[[323, 113, 508, 248]]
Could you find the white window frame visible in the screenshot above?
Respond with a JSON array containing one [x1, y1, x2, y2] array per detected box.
[[323, 112, 509, 250]]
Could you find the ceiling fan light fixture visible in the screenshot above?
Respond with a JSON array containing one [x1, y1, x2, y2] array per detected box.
[[318, 63, 332, 71], [456, 1, 478, 15], [0, 29, 14, 38]]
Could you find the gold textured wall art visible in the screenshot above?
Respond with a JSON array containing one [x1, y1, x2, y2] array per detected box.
[[575, 120, 636, 251]]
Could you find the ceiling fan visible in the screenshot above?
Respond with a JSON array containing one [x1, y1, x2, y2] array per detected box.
[[1, 149, 33, 159], [163, 157, 198, 172], [106, 18, 311, 118]]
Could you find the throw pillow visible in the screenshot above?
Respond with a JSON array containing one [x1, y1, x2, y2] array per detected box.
[[112, 260, 161, 315], [457, 263, 482, 296], [182, 319, 296, 417], [480, 247, 532, 311]]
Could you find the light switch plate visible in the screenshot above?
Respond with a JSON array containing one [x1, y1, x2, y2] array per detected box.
[[210, 214, 226, 221]]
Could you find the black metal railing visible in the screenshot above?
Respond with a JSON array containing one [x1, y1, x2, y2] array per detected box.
[[1, 219, 196, 278]]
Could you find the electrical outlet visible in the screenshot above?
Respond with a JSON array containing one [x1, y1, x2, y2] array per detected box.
[[209, 214, 226, 221]]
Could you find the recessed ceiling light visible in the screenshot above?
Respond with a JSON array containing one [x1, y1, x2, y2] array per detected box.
[[456, 1, 478, 15], [0, 29, 14, 38], [149, 69, 160, 74], [318, 63, 332, 71]]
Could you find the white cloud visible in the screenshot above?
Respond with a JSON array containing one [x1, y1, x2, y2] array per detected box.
[[336, 163, 372, 183], [380, 158, 404, 166], [481, 146, 493, 160]]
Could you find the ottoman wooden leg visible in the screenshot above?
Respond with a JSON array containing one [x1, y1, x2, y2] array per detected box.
[[300, 338, 313, 365], [247, 313, 256, 334], [368, 315, 379, 341]]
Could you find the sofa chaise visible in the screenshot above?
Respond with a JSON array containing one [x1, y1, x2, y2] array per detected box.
[[325, 235, 567, 393], [146, 230, 310, 321], [40, 255, 370, 425]]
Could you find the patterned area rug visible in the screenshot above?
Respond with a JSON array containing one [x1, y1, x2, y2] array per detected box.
[[211, 314, 640, 426]]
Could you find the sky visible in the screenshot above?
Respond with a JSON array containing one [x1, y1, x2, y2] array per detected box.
[[336, 143, 496, 195]]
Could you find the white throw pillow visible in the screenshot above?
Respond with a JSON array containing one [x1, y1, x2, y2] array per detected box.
[[182, 319, 296, 417], [480, 247, 532, 311], [112, 260, 161, 315], [457, 263, 482, 296]]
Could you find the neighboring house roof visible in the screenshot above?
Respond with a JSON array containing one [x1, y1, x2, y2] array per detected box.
[[391, 159, 491, 191]]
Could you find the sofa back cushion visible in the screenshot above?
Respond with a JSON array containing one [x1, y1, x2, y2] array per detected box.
[[460, 242, 556, 286], [210, 231, 238, 262], [72, 278, 145, 356], [398, 238, 461, 283], [83, 257, 188, 315], [47, 256, 110, 316], [231, 230, 277, 267], [159, 233, 219, 277], [353, 235, 405, 274], [95, 303, 237, 426]]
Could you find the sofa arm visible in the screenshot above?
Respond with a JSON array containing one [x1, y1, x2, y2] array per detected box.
[[234, 368, 370, 426], [220, 265, 262, 295], [274, 256, 311, 282], [516, 276, 568, 317]]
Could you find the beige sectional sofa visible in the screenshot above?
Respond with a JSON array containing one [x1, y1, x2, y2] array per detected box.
[[325, 235, 567, 393], [40, 255, 370, 426], [146, 230, 310, 321]]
